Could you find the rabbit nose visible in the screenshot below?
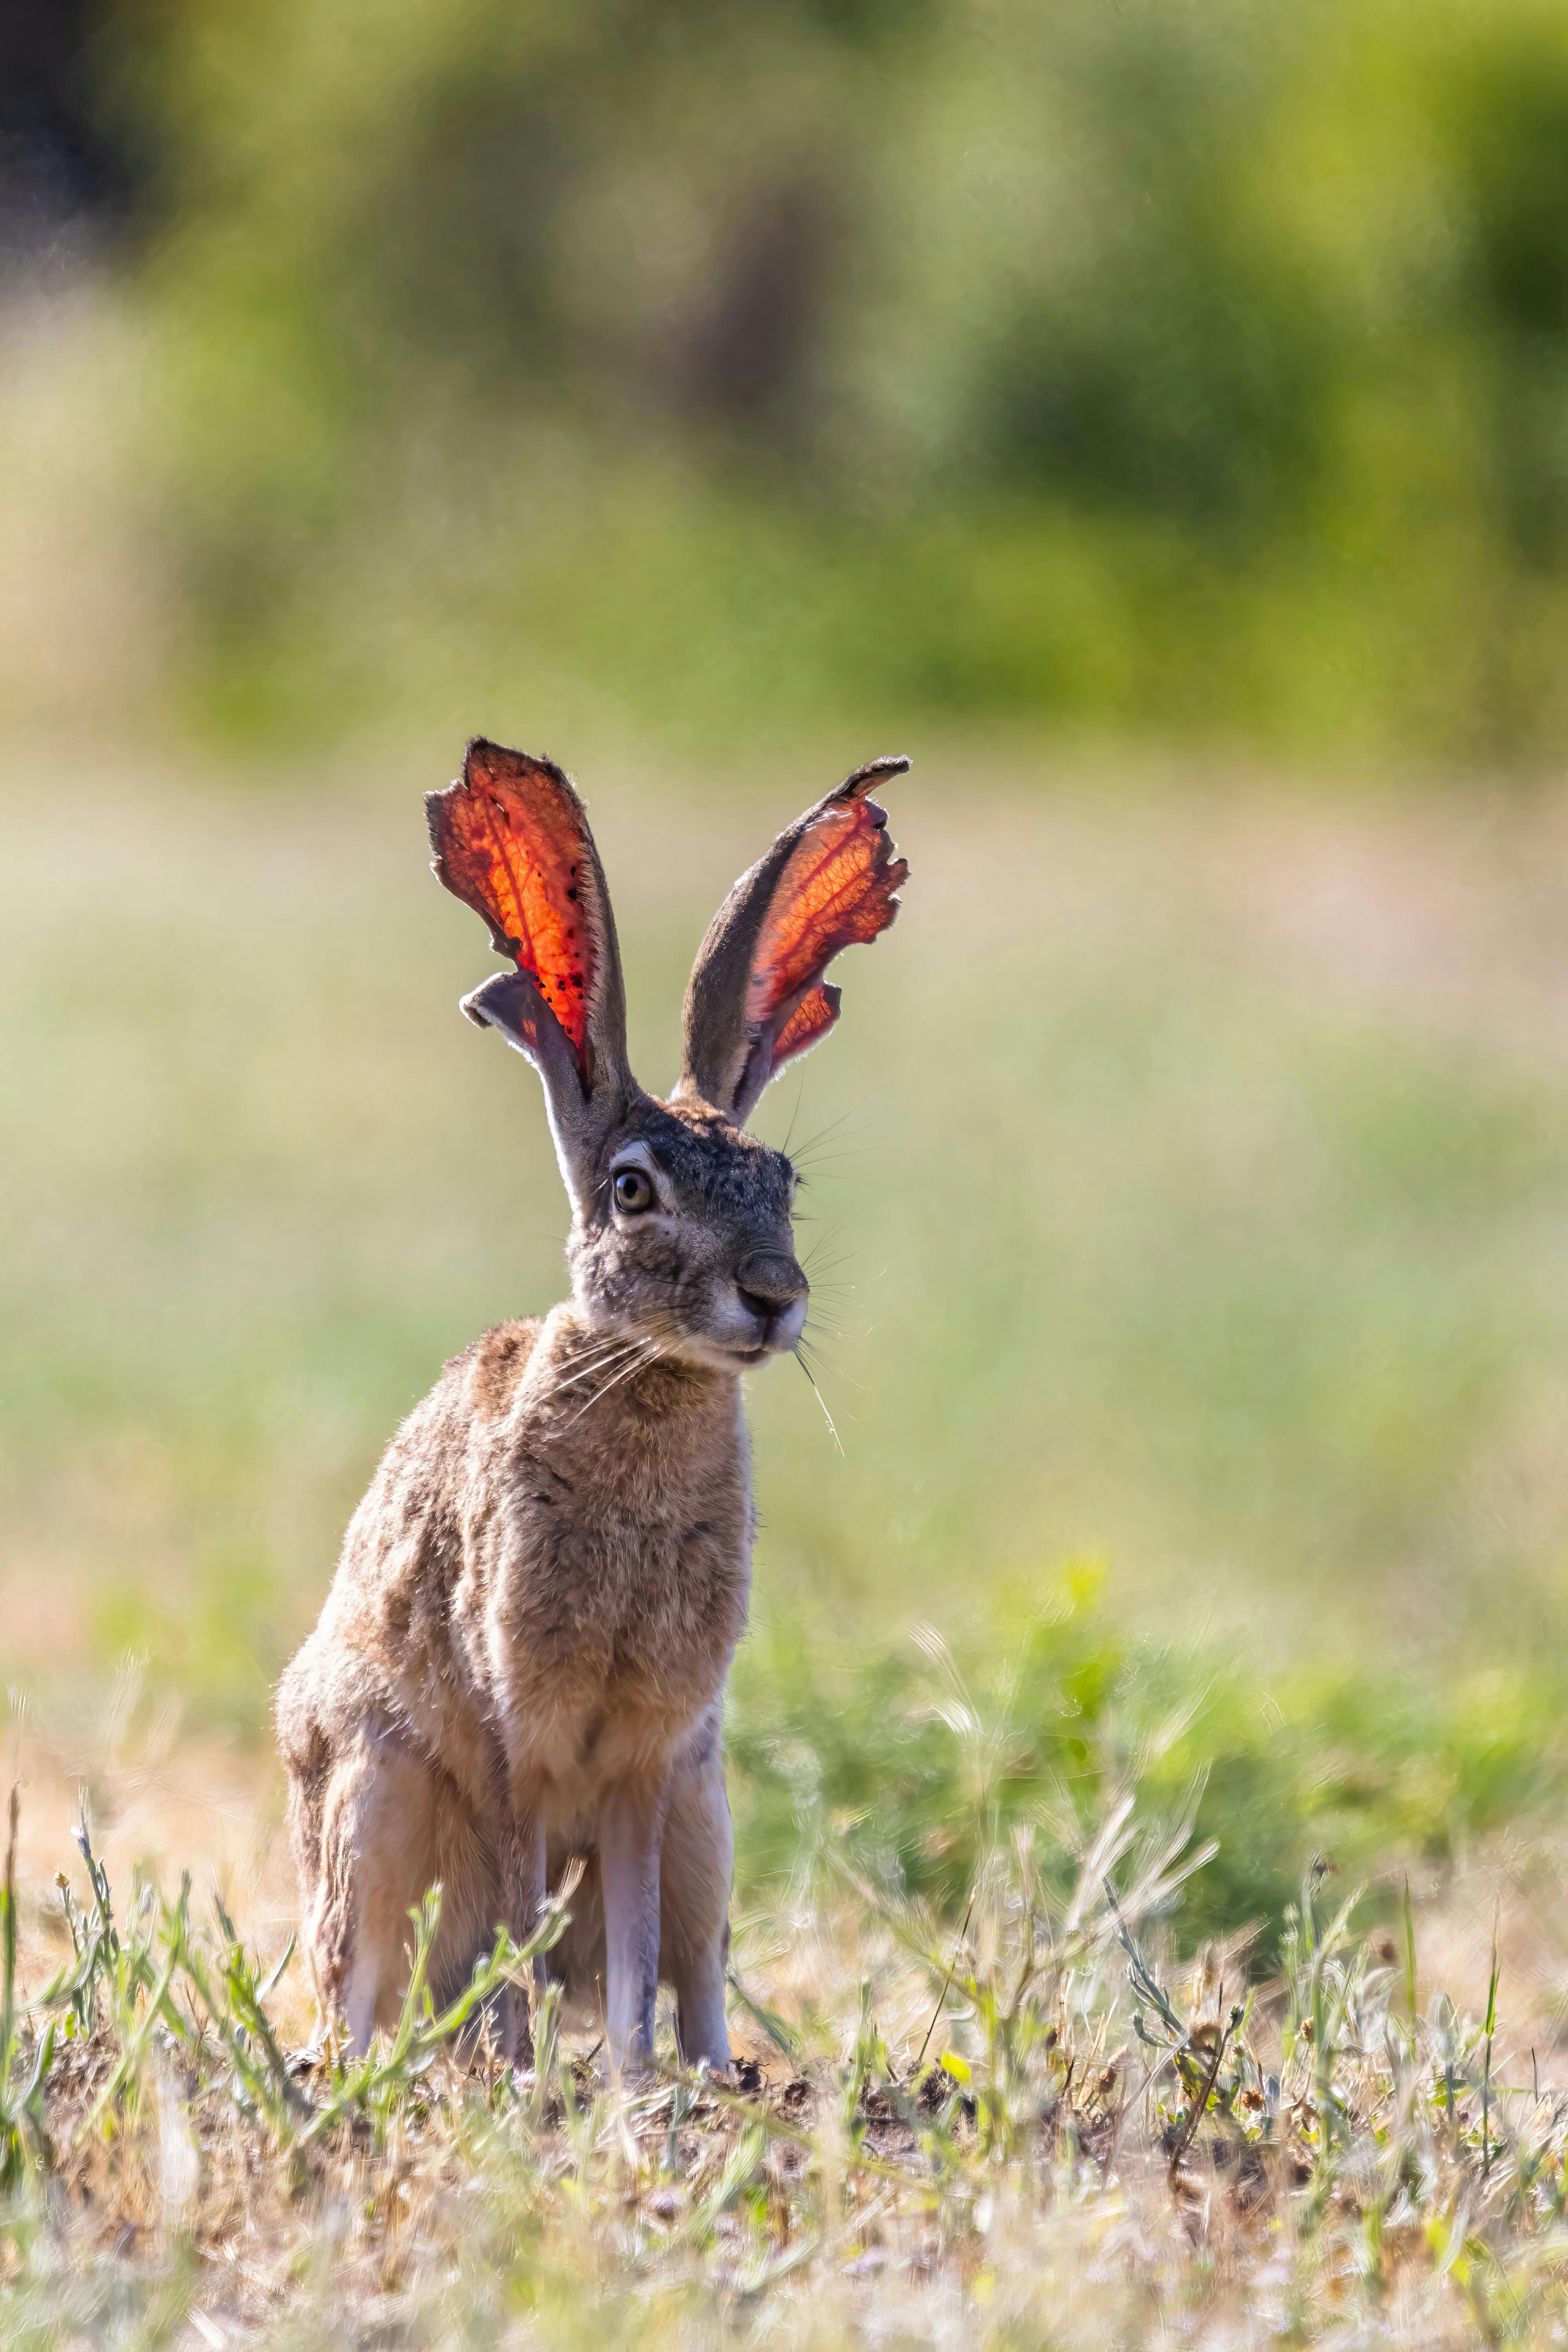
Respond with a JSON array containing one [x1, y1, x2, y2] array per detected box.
[[736, 1252, 808, 1314], [736, 1253, 808, 1347]]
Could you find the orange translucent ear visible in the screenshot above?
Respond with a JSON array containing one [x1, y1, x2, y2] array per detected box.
[[426, 740, 627, 1091], [770, 982, 840, 1067], [679, 755, 909, 1122], [745, 775, 908, 1076]]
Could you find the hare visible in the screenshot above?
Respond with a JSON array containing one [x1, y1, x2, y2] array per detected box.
[[276, 739, 909, 2074]]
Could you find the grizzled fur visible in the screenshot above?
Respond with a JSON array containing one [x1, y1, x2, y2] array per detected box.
[[567, 1096, 797, 1342]]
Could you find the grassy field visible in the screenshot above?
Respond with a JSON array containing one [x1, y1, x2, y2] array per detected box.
[[8, 742, 1568, 2341], [10, 1754, 1568, 2351]]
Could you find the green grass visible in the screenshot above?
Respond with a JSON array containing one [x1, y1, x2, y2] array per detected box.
[[7, 751, 1568, 1938], [7, 1723, 1568, 2347], [731, 1570, 1568, 1955]]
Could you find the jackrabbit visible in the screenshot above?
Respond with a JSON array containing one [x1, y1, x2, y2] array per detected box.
[[276, 740, 909, 2073]]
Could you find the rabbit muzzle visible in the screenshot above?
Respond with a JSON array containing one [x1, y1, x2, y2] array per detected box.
[[730, 1251, 809, 1360]]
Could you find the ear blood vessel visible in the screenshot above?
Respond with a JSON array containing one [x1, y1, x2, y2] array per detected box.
[[276, 739, 909, 2076]]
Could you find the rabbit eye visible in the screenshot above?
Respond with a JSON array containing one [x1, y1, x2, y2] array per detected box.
[[613, 1167, 654, 1214]]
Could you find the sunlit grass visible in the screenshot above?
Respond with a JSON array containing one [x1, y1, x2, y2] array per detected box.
[[7, 1698, 1568, 2348]]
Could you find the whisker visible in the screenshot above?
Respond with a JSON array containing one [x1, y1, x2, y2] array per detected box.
[[546, 1314, 684, 1403], [794, 1348, 844, 1456], [550, 1353, 643, 1402], [565, 1336, 676, 1430], [549, 1333, 661, 1392], [558, 1333, 651, 1375], [563, 1342, 657, 1429], [797, 1328, 866, 1384], [787, 1102, 867, 1167], [780, 1072, 808, 1160], [788, 1148, 867, 1174]]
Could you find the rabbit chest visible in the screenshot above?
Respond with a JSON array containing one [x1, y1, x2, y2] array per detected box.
[[465, 1350, 754, 1764]]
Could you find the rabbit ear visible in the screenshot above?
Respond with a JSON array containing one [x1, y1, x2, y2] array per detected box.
[[678, 756, 909, 1125], [427, 739, 631, 1099], [456, 969, 608, 1214], [428, 742, 633, 1205]]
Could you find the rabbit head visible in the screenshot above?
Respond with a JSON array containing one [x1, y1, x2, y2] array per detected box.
[[426, 740, 909, 1372]]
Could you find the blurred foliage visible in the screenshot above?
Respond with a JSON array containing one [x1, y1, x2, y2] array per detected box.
[[56, 0, 1568, 757], [729, 1570, 1568, 1951]]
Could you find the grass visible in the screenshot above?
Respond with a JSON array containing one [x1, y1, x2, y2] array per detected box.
[[7, 1721, 1568, 2347], [727, 1575, 1568, 1957]]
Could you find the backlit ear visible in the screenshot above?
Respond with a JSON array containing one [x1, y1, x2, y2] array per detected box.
[[678, 756, 909, 1125], [426, 739, 631, 1103], [428, 742, 633, 1209]]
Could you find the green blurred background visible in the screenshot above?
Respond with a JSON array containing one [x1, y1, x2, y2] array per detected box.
[[9, 0, 1568, 758], [7, 0, 1568, 1933]]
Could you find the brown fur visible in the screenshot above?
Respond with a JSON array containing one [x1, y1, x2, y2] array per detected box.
[[277, 746, 907, 2074], [278, 1301, 748, 2055]]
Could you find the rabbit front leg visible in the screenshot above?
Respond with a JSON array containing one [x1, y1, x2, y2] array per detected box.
[[495, 1799, 547, 2063], [599, 1771, 672, 2075], [661, 1732, 734, 2073]]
